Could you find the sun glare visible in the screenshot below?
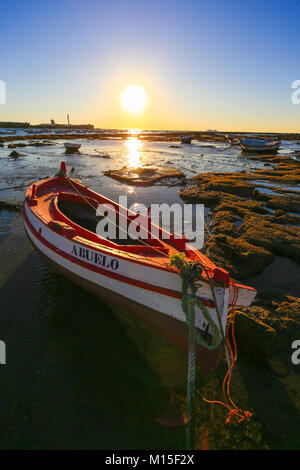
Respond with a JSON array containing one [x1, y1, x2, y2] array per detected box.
[[125, 137, 143, 167], [120, 85, 147, 114]]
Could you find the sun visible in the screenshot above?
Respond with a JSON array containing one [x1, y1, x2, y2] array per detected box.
[[120, 85, 148, 114]]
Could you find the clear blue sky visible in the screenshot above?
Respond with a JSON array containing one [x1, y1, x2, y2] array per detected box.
[[1, 0, 300, 131]]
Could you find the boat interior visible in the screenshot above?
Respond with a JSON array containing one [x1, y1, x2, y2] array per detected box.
[[57, 198, 147, 246]]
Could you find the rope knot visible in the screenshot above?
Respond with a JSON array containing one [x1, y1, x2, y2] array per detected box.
[[170, 252, 223, 351], [170, 252, 203, 286]]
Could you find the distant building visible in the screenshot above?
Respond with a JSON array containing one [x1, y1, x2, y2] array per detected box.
[[0, 121, 30, 128], [34, 123, 94, 129]]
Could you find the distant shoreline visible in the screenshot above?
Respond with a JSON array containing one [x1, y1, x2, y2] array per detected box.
[[1, 130, 300, 144]]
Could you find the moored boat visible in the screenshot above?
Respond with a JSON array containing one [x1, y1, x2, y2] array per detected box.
[[180, 135, 193, 144], [239, 137, 280, 153], [23, 162, 256, 380], [226, 134, 240, 146], [64, 142, 81, 151]]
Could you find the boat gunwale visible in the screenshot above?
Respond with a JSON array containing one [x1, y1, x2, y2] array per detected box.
[[24, 176, 257, 302], [23, 206, 218, 308], [26, 176, 214, 272], [52, 191, 171, 254]]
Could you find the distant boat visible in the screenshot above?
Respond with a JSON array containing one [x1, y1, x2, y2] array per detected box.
[[240, 138, 280, 153], [226, 134, 240, 146], [180, 135, 193, 144], [64, 142, 81, 151]]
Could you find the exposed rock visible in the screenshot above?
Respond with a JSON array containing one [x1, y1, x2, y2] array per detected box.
[[0, 200, 21, 211], [105, 166, 185, 186], [273, 210, 300, 225], [241, 214, 300, 262], [243, 291, 300, 348], [30, 141, 54, 147], [205, 234, 273, 279], [209, 210, 240, 237], [179, 187, 219, 205], [215, 196, 269, 216], [8, 143, 27, 148], [265, 194, 300, 213], [179, 156, 300, 279], [9, 150, 23, 158]]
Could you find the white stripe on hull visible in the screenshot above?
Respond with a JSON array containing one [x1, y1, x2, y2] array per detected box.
[[24, 202, 255, 308]]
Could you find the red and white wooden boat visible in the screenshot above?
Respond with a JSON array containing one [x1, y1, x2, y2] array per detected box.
[[23, 163, 256, 380]]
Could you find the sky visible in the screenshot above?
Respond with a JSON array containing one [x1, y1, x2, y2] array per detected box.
[[1, 0, 300, 132]]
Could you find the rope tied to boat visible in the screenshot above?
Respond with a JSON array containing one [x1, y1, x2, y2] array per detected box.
[[202, 290, 253, 425], [170, 253, 252, 449], [170, 252, 224, 450], [170, 252, 222, 350]]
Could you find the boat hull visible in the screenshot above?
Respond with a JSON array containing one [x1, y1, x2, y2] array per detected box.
[[22, 172, 256, 385], [180, 136, 193, 144], [240, 138, 280, 153], [240, 144, 279, 153], [25, 220, 223, 385]]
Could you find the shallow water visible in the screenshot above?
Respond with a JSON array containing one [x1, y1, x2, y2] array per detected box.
[[0, 214, 187, 449], [0, 135, 298, 449]]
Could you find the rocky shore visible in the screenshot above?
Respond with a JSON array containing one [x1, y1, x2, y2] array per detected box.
[[180, 154, 300, 280], [1, 130, 300, 145], [174, 152, 300, 448]]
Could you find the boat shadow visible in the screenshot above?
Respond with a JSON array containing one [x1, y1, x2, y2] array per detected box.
[[0, 249, 186, 449], [238, 358, 300, 449]]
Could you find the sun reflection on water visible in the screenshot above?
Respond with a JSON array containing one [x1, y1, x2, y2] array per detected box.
[[125, 137, 143, 167], [129, 128, 141, 135]]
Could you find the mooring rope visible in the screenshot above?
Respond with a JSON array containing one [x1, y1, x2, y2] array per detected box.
[[170, 252, 223, 449]]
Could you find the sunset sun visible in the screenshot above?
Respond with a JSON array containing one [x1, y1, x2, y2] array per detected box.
[[120, 85, 148, 114]]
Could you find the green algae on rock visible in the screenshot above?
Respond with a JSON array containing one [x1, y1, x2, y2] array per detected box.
[[179, 154, 300, 279], [205, 234, 273, 279], [105, 166, 185, 186]]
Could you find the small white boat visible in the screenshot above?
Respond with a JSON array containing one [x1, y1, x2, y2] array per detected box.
[[240, 138, 280, 153], [64, 142, 81, 151], [180, 135, 193, 144]]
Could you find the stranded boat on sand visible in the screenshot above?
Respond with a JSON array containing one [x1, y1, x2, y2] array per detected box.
[[180, 135, 193, 144], [23, 163, 256, 379], [239, 137, 280, 153], [64, 142, 81, 151]]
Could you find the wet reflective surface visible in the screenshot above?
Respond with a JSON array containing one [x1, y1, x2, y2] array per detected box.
[[0, 215, 186, 449], [0, 136, 299, 448]]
